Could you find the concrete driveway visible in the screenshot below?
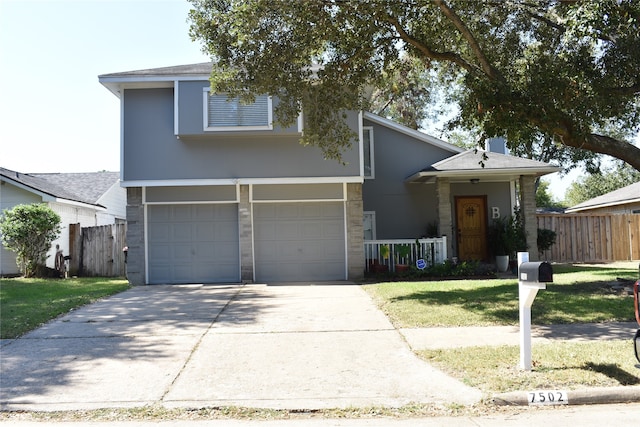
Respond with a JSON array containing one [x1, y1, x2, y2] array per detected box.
[[0, 283, 481, 411]]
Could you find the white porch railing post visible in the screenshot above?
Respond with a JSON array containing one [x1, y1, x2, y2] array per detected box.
[[364, 237, 449, 273]]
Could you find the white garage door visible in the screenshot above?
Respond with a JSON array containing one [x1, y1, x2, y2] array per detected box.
[[254, 202, 346, 282], [147, 204, 239, 284]]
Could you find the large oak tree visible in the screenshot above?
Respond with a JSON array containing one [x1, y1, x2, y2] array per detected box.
[[188, 0, 640, 170]]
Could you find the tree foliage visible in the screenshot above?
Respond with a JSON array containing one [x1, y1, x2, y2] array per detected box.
[[368, 55, 435, 130], [189, 0, 640, 169], [564, 162, 640, 206], [0, 204, 61, 277], [536, 179, 565, 209]]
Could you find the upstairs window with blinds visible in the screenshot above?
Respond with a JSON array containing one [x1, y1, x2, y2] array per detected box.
[[204, 89, 273, 131]]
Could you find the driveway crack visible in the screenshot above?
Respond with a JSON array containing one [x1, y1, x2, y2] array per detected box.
[[160, 284, 246, 402]]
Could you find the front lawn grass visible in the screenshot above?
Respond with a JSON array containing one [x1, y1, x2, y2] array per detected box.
[[421, 340, 640, 394], [0, 277, 130, 339], [364, 263, 640, 394], [363, 263, 638, 327]]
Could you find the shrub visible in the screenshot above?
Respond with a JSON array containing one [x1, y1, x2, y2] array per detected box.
[[537, 228, 557, 254], [0, 204, 61, 277]]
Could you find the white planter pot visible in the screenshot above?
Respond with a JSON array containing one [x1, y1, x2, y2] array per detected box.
[[496, 255, 510, 272]]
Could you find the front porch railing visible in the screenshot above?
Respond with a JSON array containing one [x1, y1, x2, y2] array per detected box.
[[364, 237, 448, 274]]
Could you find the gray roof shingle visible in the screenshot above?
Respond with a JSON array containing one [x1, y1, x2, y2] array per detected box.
[[566, 181, 640, 212], [0, 167, 119, 207], [99, 62, 213, 79]]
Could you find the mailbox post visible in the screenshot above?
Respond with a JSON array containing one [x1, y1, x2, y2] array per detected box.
[[518, 252, 553, 371]]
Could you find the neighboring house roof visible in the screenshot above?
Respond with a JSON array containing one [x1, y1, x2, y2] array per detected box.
[[565, 181, 640, 213], [0, 167, 117, 208], [405, 150, 560, 183], [29, 171, 120, 205]]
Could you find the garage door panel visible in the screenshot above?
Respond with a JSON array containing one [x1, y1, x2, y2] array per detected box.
[[169, 223, 191, 242], [194, 223, 216, 241], [254, 202, 345, 282], [148, 244, 170, 260], [147, 204, 239, 284], [276, 204, 300, 219], [254, 223, 276, 240], [147, 205, 170, 221], [172, 205, 193, 220], [148, 223, 170, 242]]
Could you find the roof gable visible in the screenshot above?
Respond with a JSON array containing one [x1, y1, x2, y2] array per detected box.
[[406, 150, 559, 183], [430, 150, 556, 171]]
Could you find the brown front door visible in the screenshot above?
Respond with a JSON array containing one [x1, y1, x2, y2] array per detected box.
[[455, 196, 488, 261]]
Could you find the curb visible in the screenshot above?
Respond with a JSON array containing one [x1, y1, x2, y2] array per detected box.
[[492, 386, 640, 406]]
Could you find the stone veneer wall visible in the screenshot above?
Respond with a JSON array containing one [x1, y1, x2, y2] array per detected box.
[[346, 183, 365, 280], [238, 185, 254, 282], [436, 178, 453, 259], [519, 175, 539, 261], [125, 187, 145, 285]]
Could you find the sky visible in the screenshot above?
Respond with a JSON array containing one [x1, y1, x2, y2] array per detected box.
[[0, 0, 209, 174], [0, 0, 609, 200]]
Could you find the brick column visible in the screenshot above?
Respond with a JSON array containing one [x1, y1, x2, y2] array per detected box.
[[519, 175, 539, 261], [346, 183, 364, 281], [436, 178, 453, 259], [238, 185, 254, 283], [125, 187, 145, 285]]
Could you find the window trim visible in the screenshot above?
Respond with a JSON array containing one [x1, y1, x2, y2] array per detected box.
[[363, 126, 375, 179], [203, 88, 273, 131]]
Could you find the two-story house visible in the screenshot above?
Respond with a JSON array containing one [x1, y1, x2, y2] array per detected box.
[[99, 63, 557, 285]]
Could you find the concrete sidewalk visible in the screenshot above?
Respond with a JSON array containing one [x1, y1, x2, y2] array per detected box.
[[0, 283, 481, 412], [400, 322, 640, 350], [400, 321, 640, 407]]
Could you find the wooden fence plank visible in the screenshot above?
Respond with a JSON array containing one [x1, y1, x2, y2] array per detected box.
[[79, 223, 126, 277], [536, 213, 639, 263]]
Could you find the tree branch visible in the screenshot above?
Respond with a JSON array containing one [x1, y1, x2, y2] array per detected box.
[[606, 83, 640, 96], [434, 0, 504, 82], [386, 16, 479, 75], [546, 122, 640, 171]]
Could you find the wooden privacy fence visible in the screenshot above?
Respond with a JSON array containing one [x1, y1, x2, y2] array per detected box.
[[69, 223, 126, 277], [536, 214, 640, 263]]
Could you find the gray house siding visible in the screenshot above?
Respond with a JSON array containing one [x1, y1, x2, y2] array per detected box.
[[122, 88, 176, 182], [362, 119, 456, 239], [122, 88, 361, 182]]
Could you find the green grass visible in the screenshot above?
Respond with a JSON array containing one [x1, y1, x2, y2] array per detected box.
[[0, 277, 130, 339], [420, 340, 640, 394], [363, 263, 639, 327], [364, 263, 640, 394]]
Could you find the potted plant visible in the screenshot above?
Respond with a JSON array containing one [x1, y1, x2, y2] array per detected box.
[[394, 244, 412, 273], [488, 216, 514, 272], [372, 244, 390, 273], [488, 210, 528, 273]]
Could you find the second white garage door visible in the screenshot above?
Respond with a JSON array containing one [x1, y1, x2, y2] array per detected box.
[[253, 202, 346, 282]]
